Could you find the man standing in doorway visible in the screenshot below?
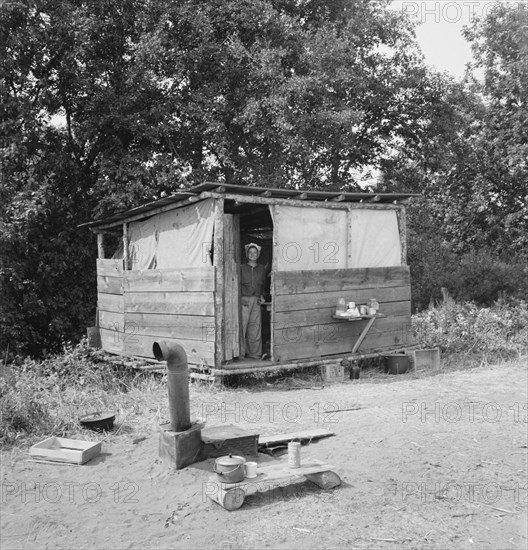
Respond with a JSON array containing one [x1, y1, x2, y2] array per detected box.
[[240, 243, 266, 359]]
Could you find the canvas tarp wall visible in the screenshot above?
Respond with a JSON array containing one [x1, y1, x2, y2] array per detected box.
[[348, 209, 401, 268], [270, 205, 401, 271], [127, 199, 215, 269], [270, 205, 348, 270]]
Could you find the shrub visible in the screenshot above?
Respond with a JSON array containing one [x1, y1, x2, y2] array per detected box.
[[412, 299, 528, 356], [449, 250, 528, 305]]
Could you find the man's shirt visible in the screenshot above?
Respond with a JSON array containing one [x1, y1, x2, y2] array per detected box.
[[240, 263, 267, 297]]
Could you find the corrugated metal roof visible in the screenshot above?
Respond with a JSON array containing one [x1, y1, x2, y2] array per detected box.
[[193, 182, 418, 202], [80, 182, 419, 229]]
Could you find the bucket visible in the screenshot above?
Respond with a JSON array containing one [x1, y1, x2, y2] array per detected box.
[[385, 353, 410, 375]]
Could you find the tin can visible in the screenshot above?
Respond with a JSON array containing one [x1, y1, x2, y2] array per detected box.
[[359, 305, 367, 315], [288, 442, 301, 468]]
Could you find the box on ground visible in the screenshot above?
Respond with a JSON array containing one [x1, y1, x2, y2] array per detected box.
[[29, 437, 101, 464], [413, 348, 441, 371], [320, 364, 345, 383], [201, 424, 259, 459]]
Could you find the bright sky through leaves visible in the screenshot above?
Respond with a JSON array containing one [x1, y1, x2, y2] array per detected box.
[[391, 0, 524, 79]]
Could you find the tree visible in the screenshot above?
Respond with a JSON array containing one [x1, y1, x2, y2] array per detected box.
[[462, 2, 528, 255], [0, 0, 439, 354], [129, 0, 433, 189], [380, 3, 528, 308]]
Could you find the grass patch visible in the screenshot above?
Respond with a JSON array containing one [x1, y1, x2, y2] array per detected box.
[[1, 301, 526, 447], [0, 339, 166, 446]]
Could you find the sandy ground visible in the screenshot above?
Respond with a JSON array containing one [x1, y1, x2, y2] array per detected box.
[[1, 359, 527, 550]]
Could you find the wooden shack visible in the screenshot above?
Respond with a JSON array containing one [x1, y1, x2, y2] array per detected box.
[[83, 183, 418, 378]]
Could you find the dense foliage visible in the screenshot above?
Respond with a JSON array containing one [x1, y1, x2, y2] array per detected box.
[[1, 1, 526, 355], [413, 299, 528, 357], [381, 4, 528, 309]]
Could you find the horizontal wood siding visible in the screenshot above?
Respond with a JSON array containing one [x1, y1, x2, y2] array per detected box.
[[97, 259, 124, 276], [122, 266, 216, 366], [99, 310, 126, 331], [97, 259, 124, 355], [97, 293, 124, 314], [274, 266, 410, 298], [273, 266, 412, 362], [122, 335, 214, 366], [100, 328, 126, 355], [97, 275, 123, 295], [123, 268, 214, 292], [124, 313, 215, 341]]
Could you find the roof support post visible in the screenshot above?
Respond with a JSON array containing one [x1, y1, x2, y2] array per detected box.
[[213, 199, 225, 367], [123, 223, 129, 270], [397, 206, 407, 265], [97, 233, 105, 259]]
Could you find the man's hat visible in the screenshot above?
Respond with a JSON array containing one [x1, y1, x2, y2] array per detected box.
[[245, 243, 262, 258]]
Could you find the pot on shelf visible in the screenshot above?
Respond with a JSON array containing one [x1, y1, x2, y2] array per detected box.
[[213, 454, 246, 483]]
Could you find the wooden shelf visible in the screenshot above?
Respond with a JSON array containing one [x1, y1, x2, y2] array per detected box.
[[332, 313, 385, 321]]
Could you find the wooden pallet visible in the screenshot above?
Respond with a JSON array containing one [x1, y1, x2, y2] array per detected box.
[[206, 458, 341, 510]]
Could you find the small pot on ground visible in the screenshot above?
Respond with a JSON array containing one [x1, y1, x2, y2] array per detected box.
[[80, 412, 115, 432]]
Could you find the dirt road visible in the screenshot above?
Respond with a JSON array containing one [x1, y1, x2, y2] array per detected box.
[[2, 359, 527, 549]]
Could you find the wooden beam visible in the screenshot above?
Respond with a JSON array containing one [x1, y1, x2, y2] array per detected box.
[[97, 233, 105, 259], [274, 266, 410, 296], [351, 316, 378, 353], [90, 228, 120, 235], [213, 199, 225, 367], [270, 271, 275, 361], [199, 192, 400, 211], [398, 206, 407, 265], [346, 209, 353, 267], [214, 347, 417, 375], [93, 195, 199, 230], [233, 214, 242, 357], [259, 429, 334, 446], [123, 223, 129, 270]]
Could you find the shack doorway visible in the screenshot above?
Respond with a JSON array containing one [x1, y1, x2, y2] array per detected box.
[[223, 202, 273, 364]]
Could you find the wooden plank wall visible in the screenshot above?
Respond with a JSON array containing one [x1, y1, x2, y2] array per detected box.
[[273, 266, 412, 362], [97, 259, 125, 355], [223, 214, 241, 361], [122, 267, 216, 366]]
